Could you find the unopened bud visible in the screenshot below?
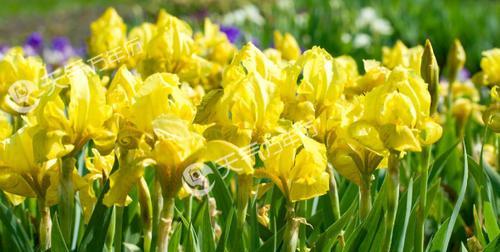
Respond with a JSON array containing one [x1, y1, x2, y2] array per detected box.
[[421, 39, 440, 114], [446, 39, 466, 83]]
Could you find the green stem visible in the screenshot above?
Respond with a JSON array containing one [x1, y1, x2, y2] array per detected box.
[[237, 175, 252, 229], [416, 146, 431, 252], [38, 199, 52, 251], [105, 206, 116, 251], [138, 178, 153, 252], [283, 201, 299, 252], [382, 152, 400, 252], [157, 196, 175, 252], [359, 174, 372, 221], [327, 165, 341, 221], [12, 114, 23, 132], [59, 156, 75, 245], [235, 174, 252, 251], [151, 178, 163, 251], [114, 206, 124, 252]]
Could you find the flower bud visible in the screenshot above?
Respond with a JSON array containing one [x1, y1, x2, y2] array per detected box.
[[421, 39, 440, 115], [446, 39, 466, 83]]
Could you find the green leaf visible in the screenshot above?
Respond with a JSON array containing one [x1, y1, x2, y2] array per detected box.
[[429, 140, 460, 182], [208, 163, 233, 223], [168, 223, 182, 252], [195, 200, 215, 252], [428, 141, 469, 252], [483, 202, 500, 239], [78, 160, 117, 251], [394, 179, 414, 252], [216, 208, 234, 252], [484, 234, 500, 252], [257, 218, 284, 252], [52, 213, 69, 252], [311, 199, 357, 252], [0, 200, 33, 252]]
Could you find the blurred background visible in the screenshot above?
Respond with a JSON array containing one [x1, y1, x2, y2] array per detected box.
[[0, 0, 499, 72]]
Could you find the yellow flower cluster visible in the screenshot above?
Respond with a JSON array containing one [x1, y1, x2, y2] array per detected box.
[[0, 7, 448, 218]]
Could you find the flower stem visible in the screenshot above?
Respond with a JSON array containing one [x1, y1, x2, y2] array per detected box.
[[359, 174, 372, 221], [151, 178, 163, 251], [283, 201, 299, 252], [382, 152, 400, 252], [235, 174, 252, 251], [114, 206, 124, 252], [38, 199, 52, 251], [157, 196, 175, 252], [416, 146, 431, 252], [59, 156, 75, 245], [138, 178, 153, 252], [327, 164, 341, 221]]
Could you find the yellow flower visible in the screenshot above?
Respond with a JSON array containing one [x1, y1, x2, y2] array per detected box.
[[126, 22, 157, 68], [382, 40, 423, 74], [356, 67, 441, 153], [256, 126, 329, 202], [480, 48, 500, 85], [79, 148, 115, 221], [273, 31, 301, 61], [127, 73, 195, 133], [106, 65, 142, 114], [198, 44, 284, 145], [0, 126, 72, 205], [88, 7, 127, 69], [0, 112, 12, 140], [29, 66, 113, 154], [347, 60, 389, 96], [195, 19, 236, 65], [0, 48, 47, 114]]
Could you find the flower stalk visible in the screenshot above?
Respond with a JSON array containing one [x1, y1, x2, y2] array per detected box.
[[157, 196, 175, 252], [38, 200, 52, 251], [114, 206, 124, 252], [235, 174, 252, 250], [138, 178, 153, 252], [359, 174, 372, 221], [416, 146, 431, 252], [283, 201, 299, 252], [382, 151, 400, 252], [59, 156, 76, 245], [327, 164, 341, 221]]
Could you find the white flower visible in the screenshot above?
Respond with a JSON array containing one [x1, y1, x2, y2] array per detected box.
[[341, 33, 352, 44], [371, 18, 393, 35], [356, 7, 377, 28], [353, 33, 371, 49], [221, 4, 264, 26]]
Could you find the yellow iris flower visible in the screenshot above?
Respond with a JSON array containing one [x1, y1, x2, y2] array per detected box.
[[199, 43, 284, 146], [382, 40, 423, 75], [480, 48, 500, 85], [28, 66, 114, 154], [256, 125, 329, 202], [273, 31, 301, 61], [355, 67, 442, 153], [0, 48, 47, 114], [88, 7, 127, 69], [0, 126, 84, 205], [0, 112, 12, 140]]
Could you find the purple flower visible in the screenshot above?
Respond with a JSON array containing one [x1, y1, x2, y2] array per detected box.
[[220, 25, 241, 44], [0, 44, 8, 53], [52, 37, 71, 52], [458, 68, 470, 81], [24, 32, 43, 55], [43, 37, 76, 65], [0, 44, 9, 59]]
